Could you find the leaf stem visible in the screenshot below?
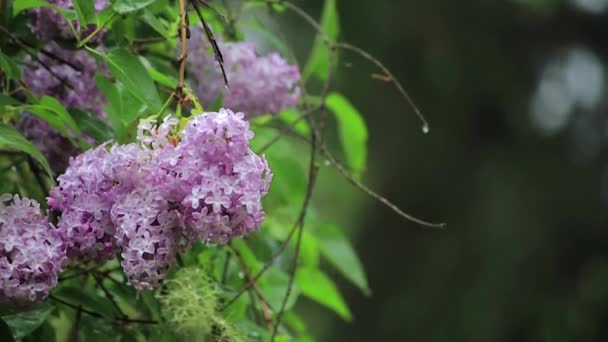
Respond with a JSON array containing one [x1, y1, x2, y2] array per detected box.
[[78, 11, 117, 48]]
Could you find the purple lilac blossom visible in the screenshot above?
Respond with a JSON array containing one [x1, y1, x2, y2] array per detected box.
[[188, 27, 301, 116], [171, 109, 272, 243], [20, 41, 107, 172], [48, 143, 149, 263], [48, 109, 271, 289], [111, 189, 181, 290], [0, 194, 67, 304], [30, 0, 109, 40]]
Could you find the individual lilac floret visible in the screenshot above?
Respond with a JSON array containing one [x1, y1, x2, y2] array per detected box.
[[21, 42, 107, 172], [48, 143, 149, 262], [0, 194, 67, 304], [111, 190, 181, 290], [30, 0, 109, 40], [188, 27, 301, 116], [174, 108, 272, 243]]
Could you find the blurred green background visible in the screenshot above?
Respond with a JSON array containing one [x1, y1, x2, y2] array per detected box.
[[273, 0, 608, 341]]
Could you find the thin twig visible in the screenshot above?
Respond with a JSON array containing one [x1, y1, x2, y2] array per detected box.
[[68, 305, 83, 342], [78, 11, 117, 47], [336, 42, 430, 132], [271, 114, 320, 341], [191, 0, 229, 87], [116, 317, 158, 324], [0, 26, 75, 90], [50, 295, 159, 324], [220, 216, 300, 310], [93, 274, 126, 318], [229, 245, 274, 332], [177, 0, 189, 97], [256, 106, 316, 154], [50, 295, 104, 318], [320, 143, 445, 229], [0, 25, 82, 72]]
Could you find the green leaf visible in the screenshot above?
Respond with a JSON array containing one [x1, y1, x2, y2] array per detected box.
[[112, 0, 157, 14], [0, 52, 21, 80], [69, 108, 114, 142], [94, 74, 126, 139], [71, 0, 95, 25], [231, 239, 261, 272], [12, 0, 76, 21], [260, 269, 300, 311], [278, 109, 310, 136], [140, 57, 177, 88], [39, 96, 80, 134], [2, 302, 53, 339], [0, 124, 53, 177], [141, 10, 172, 40], [325, 92, 368, 176], [0, 318, 15, 342], [53, 286, 115, 319], [302, 0, 339, 81], [0, 94, 19, 106], [295, 267, 351, 321], [12, 0, 49, 15], [96, 48, 162, 112], [316, 224, 369, 295], [25, 96, 84, 148]]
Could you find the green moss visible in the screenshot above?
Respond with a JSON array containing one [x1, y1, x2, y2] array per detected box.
[[157, 267, 242, 342]]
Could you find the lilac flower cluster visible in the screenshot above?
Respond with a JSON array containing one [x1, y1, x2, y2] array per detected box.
[[188, 27, 301, 116], [173, 110, 272, 243], [20, 41, 107, 172], [48, 109, 271, 290], [0, 194, 67, 304], [30, 0, 109, 40]]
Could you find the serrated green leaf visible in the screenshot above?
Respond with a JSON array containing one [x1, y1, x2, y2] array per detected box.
[[0, 124, 53, 177], [71, 0, 95, 25], [325, 92, 368, 176], [112, 0, 157, 14], [316, 224, 369, 295], [303, 0, 339, 81], [2, 302, 53, 339], [295, 267, 351, 321], [93, 47, 162, 112]]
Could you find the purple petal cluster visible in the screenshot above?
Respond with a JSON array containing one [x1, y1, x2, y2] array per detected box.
[[20, 42, 107, 172], [49, 109, 271, 290], [0, 194, 67, 304], [111, 190, 181, 289], [48, 143, 148, 263], [173, 109, 272, 243], [188, 27, 301, 116], [30, 0, 109, 40]]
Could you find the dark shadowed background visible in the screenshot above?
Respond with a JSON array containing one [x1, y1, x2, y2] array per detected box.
[[274, 0, 608, 341]]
